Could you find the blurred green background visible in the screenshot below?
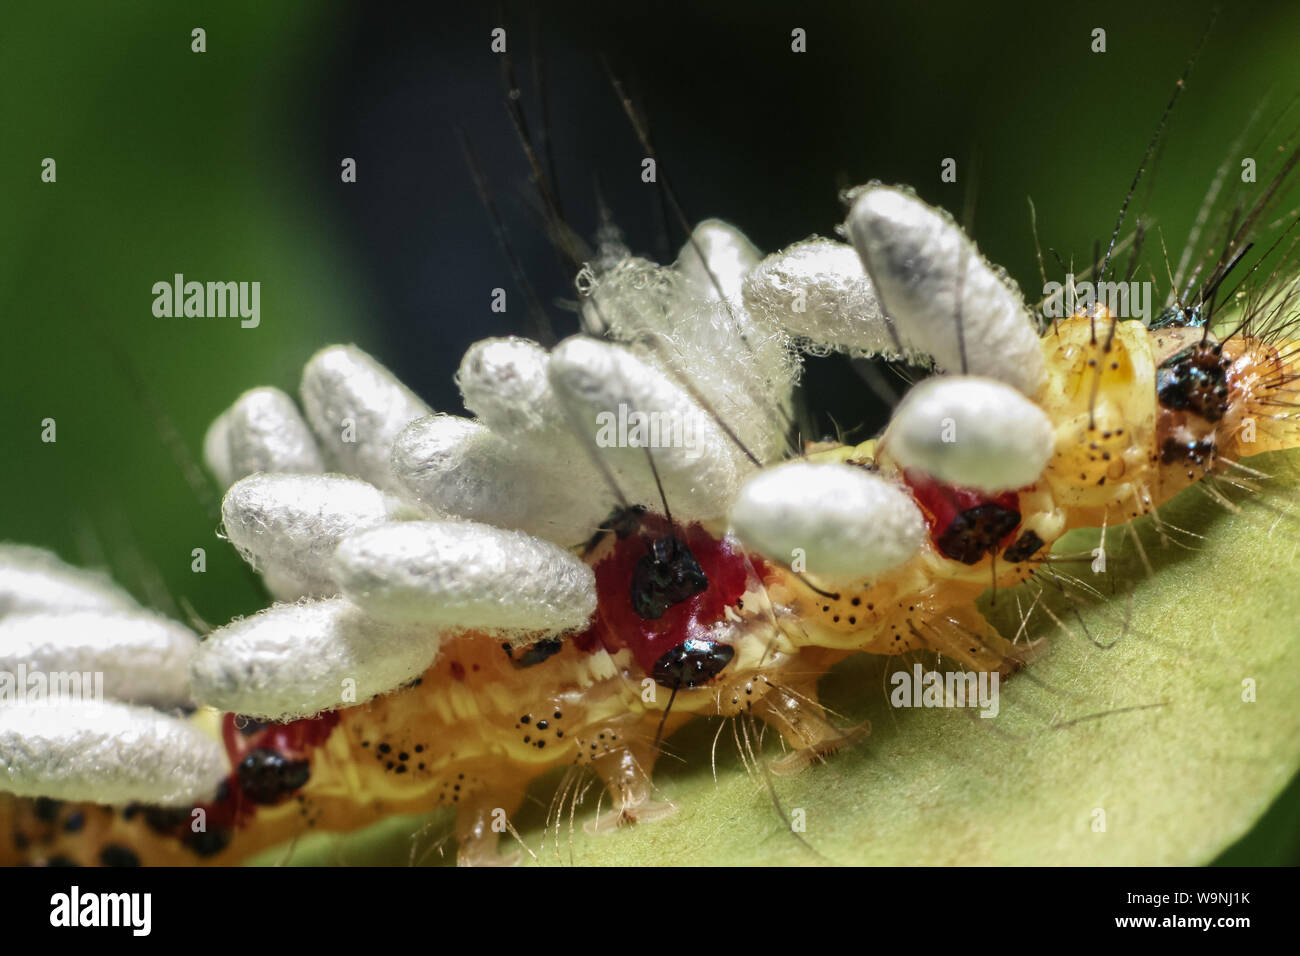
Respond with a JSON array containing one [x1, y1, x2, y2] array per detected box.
[[1, 0, 1297, 863]]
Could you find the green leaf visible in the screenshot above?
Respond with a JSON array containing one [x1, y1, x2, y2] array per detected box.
[[268, 450, 1300, 865], [0, 2, 369, 629]]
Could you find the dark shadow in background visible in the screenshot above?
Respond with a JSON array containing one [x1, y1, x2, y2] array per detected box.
[[311, 1, 990, 435], [307, 0, 1266, 435]]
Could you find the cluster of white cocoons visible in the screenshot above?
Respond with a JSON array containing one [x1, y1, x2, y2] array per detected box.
[[882, 376, 1056, 493], [3, 184, 1064, 809], [188, 232, 817, 721], [194, 342, 614, 724], [729, 462, 927, 585], [0, 545, 226, 806]]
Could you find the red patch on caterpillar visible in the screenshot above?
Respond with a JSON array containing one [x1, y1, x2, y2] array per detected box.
[[903, 469, 1022, 565], [577, 516, 753, 674], [208, 711, 341, 828]]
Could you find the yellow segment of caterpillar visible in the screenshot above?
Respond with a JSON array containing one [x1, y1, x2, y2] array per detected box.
[[5, 313, 1299, 867]]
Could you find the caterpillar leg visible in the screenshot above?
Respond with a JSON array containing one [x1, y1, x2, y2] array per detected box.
[[912, 604, 1033, 676], [455, 790, 527, 867], [751, 653, 867, 776], [584, 727, 676, 834]]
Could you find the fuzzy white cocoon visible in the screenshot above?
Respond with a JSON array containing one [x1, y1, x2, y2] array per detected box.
[[846, 185, 1046, 396], [729, 461, 926, 584], [189, 597, 443, 721], [675, 218, 762, 302], [203, 412, 235, 488], [300, 344, 433, 492], [333, 520, 597, 639], [548, 336, 749, 520], [584, 243, 796, 465], [0, 609, 199, 709], [742, 238, 902, 358], [221, 473, 390, 598], [455, 338, 622, 541], [390, 415, 612, 547], [0, 700, 229, 806], [0, 544, 139, 620], [203, 387, 325, 489], [883, 376, 1055, 492], [457, 337, 568, 439]]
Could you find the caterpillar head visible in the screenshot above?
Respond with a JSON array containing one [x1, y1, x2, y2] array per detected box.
[[1033, 306, 1300, 524]]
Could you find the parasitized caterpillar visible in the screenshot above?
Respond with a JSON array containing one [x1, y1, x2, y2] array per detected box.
[[3, 23, 1300, 867]]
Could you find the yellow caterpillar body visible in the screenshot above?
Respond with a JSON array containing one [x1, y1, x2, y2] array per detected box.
[[5, 312, 1296, 867]]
